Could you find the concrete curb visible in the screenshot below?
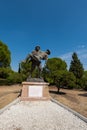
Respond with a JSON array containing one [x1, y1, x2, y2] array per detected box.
[[51, 98, 87, 123], [0, 98, 20, 115]]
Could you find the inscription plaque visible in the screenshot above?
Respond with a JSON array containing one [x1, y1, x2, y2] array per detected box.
[[28, 86, 43, 97]]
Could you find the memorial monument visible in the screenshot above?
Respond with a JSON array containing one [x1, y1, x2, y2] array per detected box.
[[20, 46, 51, 101]]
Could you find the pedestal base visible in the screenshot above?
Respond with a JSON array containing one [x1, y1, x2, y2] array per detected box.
[[20, 82, 50, 101]]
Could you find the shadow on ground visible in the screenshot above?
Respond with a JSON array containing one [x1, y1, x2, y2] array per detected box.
[[49, 90, 66, 95], [78, 93, 87, 97]]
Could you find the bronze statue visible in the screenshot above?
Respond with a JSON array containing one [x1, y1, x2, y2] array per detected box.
[[25, 46, 51, 78]]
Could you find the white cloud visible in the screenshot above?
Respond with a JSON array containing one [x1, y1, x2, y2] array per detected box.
[[81, 54, 87, 59], [78, 45, 85, 49], [60, 52, 72, 59], [60, 52, 72, 70], [59, 48, 87, 70]]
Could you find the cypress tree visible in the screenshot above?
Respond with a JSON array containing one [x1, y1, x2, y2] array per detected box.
[[69, 52, 84, 79]]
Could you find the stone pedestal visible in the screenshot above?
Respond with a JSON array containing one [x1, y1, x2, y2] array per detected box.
[[20, 82, 50, 101]]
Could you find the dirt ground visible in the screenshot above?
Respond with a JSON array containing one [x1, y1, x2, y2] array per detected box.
[[49, 86, 87, 118], [0, 84, 22, 109], [0, 85, 87, 118]]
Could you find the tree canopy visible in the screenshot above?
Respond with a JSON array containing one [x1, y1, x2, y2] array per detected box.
[[45, 57, 67, 71], [43, 57, 67, 84], [0, 41, 11, 67]]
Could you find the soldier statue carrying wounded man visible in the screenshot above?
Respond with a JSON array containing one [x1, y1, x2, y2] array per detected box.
[[24, 46, 51, 79]]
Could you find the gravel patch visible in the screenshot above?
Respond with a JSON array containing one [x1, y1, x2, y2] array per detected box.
[[0, 101, 87, 130]]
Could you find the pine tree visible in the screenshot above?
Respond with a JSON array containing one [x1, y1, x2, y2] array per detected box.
[[69, 52, 84, 79]]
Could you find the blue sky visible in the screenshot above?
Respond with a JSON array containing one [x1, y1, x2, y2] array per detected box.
[[0, 0, 87, 71]]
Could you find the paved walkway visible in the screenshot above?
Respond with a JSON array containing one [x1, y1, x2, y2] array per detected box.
[[0, 101, 87, 130]]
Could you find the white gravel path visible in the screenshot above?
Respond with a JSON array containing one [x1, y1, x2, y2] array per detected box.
[[0, 101, 87, 130]]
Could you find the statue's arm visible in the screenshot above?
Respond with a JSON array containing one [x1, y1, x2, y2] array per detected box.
[[22, 54, 31, 63], [26, 53, 33, 62]]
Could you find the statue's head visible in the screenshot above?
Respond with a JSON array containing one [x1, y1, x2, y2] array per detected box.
[[35, 46, 40, 51], [46, 49, 51, 55]]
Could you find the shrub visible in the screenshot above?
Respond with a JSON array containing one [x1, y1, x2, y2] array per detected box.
[[0, 78, 8, 85], [0, 67, 12, 78], [62, 71, 76, 89], [7, 72, 23, 84]]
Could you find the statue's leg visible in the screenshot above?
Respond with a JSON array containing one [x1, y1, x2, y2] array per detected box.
[[38, 63, 42, 78], [31, 62, 36, 77]]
